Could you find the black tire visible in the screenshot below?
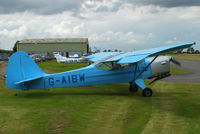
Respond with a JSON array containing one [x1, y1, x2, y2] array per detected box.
[[142, 88, 153, 97], [129, 84, 138, 92]]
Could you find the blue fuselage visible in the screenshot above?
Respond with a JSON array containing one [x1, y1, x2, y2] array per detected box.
[[25, 59, 152, 90]]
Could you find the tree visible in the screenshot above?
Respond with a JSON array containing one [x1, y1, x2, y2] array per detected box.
[[177, 49, 183, 54], [114, 49, 118, 52], [187, 47, 195, 54], [195, 50, 200, 54], [190, 47, 195, 54], [103, 50, 107, 52], [96, 49, 100, 53], [13, 41, 18, 52], [88, 47, 92, 53]]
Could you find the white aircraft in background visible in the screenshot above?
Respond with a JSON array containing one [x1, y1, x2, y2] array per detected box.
[[53, 53, 87, 63]]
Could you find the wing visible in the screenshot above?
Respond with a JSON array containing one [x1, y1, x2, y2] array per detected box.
[[86, 52, 121, 62], [103, 42, 195, 64]]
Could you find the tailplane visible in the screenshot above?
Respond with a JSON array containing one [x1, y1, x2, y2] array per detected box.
[[5, 51, 45, 89]]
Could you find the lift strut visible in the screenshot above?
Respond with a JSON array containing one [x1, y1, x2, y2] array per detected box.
[[135, 56, 158, 80]]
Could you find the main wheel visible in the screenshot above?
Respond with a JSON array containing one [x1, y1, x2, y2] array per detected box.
[[142, 88, 152, 97], [129, 84, 138, 92]]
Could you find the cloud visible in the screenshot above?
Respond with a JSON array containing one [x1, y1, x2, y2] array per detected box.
[[0, 0, 122, 15], [0, 0, 84, 15], [126, 0, 200, 8], [81, 0, 122, 13], [1, 0, 200, 15], [0, 1, 200, 51]]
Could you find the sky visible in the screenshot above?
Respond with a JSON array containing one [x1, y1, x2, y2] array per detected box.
[[0, 0, 200, 51]]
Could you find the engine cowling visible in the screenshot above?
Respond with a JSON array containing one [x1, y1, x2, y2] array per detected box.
[[148, 56, 172, 78]]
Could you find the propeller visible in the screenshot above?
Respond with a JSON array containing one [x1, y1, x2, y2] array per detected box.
[[170, 57, 181, 66]]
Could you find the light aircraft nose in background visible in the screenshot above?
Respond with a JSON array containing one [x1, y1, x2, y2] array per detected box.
[[5, 42, 195, 97]]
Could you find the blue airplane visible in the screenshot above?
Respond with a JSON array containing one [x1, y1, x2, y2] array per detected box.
[[5, 42, 195, 97]]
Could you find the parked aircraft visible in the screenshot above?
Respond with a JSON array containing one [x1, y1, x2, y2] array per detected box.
[[5, 42, 195, 96], [54, 53, 87, 63]]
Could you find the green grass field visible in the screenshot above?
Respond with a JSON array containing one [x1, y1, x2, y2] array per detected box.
[[38, 60, 89, 73], [1, 60, 200, 134]]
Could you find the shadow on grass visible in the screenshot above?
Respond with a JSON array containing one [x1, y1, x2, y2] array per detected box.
[[20, 90, 138, 98], [17, 84, 135, 98]]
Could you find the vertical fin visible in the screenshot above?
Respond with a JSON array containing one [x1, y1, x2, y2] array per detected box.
[[5, 51, 45, 89]]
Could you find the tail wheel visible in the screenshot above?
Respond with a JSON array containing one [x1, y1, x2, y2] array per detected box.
[[142, 88, 153, 97], [129, 84, 138, 92]]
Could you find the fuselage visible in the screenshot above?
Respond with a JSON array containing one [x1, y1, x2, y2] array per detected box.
[[23, 59, 151, 90], [17, 56, 171, 90]]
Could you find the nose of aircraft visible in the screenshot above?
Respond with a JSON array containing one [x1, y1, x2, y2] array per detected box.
[[148, 56, 171, 78]]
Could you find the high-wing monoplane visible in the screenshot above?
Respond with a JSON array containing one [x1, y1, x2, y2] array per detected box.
[[5, 42, 195, 96]]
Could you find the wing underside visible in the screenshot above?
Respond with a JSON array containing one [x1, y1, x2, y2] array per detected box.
[[87, 42, 195, 64]]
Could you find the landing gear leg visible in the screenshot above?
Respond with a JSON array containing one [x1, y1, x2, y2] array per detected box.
[[129, 83, 138, 92], [142, 88, 153, 97], [14, 92, 18, 96]]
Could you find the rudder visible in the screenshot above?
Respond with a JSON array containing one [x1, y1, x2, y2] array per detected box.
[[5, 51, 45, 89]]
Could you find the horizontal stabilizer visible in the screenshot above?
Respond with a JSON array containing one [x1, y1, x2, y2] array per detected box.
[[15, 76, 43, 84]]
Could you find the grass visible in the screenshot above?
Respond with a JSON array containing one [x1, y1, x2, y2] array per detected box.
[[38, 60, 88, 72], [1, 81, 200, 134], [1, 60, 200, 134], [169, 54, 200, 61], [170, 66, 192, 75]]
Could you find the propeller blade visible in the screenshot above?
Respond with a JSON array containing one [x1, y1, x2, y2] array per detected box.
[[170, 57, 181, 66]]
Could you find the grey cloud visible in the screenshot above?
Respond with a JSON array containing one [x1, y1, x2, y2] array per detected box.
[[0, 0, 200, 15], [81, 0, 122, 13], [0, 0, 84, 14], [126, 0, 200, 8], [92, 5, 119, 13]]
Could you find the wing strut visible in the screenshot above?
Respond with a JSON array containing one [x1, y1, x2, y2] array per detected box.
[[133, 63, 138, 81], [135, 56, 158, 80]]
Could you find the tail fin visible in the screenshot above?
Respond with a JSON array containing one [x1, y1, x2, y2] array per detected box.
[[5, 51, 45, 89]]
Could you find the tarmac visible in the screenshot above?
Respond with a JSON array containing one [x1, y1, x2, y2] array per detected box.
[[0, 61, 7, 80], [162, 59, 200, 83]]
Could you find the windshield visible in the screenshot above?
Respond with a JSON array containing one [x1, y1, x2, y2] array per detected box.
[[96, 61, 131, 70]]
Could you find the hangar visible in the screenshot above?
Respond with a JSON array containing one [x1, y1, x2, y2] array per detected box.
[[15, 38, 89, 57]]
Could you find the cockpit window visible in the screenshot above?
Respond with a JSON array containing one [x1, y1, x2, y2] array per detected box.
[[97, 62, 113, 70], [96, 61, 126, 70], [120, 63, 130, 68]]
